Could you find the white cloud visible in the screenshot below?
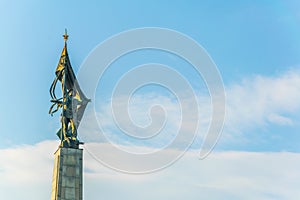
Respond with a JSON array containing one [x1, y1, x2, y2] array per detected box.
[[225, 69, 300, 132], [79, 68, 300, 151], [1, 140, 300, 200], [80, 93, 209, 151], [0, 140, 57, 199], [221, 68, 300, 147], [267, 113, 293, 125]]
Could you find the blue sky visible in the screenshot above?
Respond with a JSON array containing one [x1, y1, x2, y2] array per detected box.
[[0, 0, 299, 150], [0, 0, 300, 199]]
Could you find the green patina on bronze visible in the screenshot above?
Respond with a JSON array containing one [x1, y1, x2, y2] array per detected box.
[[49, 30, 90, 149]]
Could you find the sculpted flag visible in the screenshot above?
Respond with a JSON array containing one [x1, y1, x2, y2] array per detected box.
[[49, 39, 89, 141]]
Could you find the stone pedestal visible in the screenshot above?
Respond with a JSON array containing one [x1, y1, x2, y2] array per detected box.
[[51, 147, 83, 200]]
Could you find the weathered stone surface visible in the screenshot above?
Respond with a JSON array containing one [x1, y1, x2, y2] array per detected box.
[[50, 147, 83, 200]]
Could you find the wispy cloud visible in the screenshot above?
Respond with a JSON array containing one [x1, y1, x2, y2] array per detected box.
[[225, 68, 300, 132], [79, 68, 300, 152], [222, 68, 300, 149]]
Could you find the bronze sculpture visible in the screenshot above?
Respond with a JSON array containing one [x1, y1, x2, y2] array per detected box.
[[49, 30, 90, 148]]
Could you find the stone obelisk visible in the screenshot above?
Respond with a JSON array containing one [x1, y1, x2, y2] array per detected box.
[[49, 30, 90, 200], [51, 148, 83, 200]]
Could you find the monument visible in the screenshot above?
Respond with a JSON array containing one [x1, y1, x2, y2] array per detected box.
[[49, 30, 90, 200]]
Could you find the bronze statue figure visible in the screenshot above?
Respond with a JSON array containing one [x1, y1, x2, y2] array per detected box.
[[49, 30, 90, 149]]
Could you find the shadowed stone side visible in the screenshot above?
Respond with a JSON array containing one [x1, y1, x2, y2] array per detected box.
[[51, 147, 83, 200]]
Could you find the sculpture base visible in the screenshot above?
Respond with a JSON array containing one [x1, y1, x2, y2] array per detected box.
[[51, 147, 83, 200], [56, 129, 83, 149]]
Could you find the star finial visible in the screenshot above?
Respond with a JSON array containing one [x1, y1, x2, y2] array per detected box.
[[63, 29, 69, 42]]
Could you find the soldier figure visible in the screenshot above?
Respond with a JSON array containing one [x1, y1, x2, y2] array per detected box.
[[49, 30, 89, 149], [62, 89, 81, 146]]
